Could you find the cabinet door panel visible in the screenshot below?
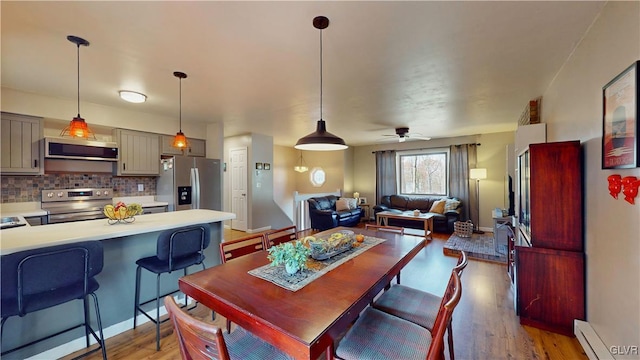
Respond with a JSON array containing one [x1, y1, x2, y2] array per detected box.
[[114, 129, 159, 175], [1, 113, 42, 174]]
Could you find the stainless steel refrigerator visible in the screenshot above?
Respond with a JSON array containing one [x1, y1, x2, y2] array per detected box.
[[157, 156, 222, 211]]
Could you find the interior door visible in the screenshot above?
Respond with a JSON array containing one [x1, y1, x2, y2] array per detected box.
[[230, 147, 248, 231]]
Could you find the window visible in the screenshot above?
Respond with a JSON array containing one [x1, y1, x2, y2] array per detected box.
[[398, 149, 449, 196]]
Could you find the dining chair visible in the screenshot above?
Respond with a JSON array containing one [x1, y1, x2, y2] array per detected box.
[[335, 271, 462, 360], [372, 251, 468, 360], [134, 224, 211, 351], [263, 225, 298, 249], [164, 296, 292, 360], [365, 224, 405, 234], [1, 241, 107, 359], [219, 233, 267, 333]]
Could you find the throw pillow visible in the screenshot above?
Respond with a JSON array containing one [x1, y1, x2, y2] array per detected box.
[[444, 199, 461, 212], [429, 200, 446, 214], [345, 198, 358, 209], [336, 198, 351, 211]]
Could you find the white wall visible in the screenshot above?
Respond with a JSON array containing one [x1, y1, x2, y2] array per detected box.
[[541, 2, 639, 356]]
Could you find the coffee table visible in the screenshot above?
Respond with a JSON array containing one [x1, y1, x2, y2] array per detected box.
[[376, 210, 434, 240]]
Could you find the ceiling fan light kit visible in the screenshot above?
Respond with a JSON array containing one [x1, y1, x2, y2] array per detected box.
[[382, 127, 432, 143], [61, 35, 96, 139], [172, 71, 189, 149], [295, 16, 347, 151]]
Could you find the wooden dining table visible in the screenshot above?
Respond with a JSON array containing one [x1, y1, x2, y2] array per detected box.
[[178, 226, 426, 360]]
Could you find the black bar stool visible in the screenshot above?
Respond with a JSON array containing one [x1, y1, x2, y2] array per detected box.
[[133, 224, 211, 351], [1, 241, 107, 359]]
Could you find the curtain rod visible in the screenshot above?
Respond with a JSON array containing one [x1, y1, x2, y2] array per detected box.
[[372, 143, 480, 154]]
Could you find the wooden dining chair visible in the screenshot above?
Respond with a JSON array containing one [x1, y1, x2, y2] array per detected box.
[[263, 225, 298, 249], [335, 271, 462, 360], [219, 233, 267, 333], [372, 251, 468, 360], [164, 296, 292, 360], [365, 224, 405, 234]]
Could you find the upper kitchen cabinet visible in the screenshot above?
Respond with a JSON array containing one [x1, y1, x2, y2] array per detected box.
[[113, 129, 160, 176], [161, 135, 206, 157], [1, 112, 44, 175]]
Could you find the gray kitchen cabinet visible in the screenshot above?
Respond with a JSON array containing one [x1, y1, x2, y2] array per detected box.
[[141, 205, 167, 215], [161, 135, 205, 157], [113, 129, 160, 175], [1, 112, 43, 175]]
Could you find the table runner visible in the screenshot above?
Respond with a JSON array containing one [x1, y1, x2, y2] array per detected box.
[[248, 236, 386, 291]]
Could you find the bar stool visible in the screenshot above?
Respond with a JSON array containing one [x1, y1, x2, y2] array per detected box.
[[0, 241, 107, 359], [133, 224, 211, 351]]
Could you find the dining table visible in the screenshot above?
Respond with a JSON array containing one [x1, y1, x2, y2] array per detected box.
[[178, 226, 427, 360]]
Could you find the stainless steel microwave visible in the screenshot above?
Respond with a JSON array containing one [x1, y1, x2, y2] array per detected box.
[[45, 137, 119, 161]]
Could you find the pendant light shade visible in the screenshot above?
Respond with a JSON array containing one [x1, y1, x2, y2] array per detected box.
[[61, 35, 95, 139], [295, 16, 347, 151], [294, 151, 309, 173], [172, 71, 188, 149]]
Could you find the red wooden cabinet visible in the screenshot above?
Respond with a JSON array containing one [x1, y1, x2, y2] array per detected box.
[[516, 140, 585, 336]]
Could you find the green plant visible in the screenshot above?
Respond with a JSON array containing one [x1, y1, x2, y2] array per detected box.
[[267, 240, 311, 273]]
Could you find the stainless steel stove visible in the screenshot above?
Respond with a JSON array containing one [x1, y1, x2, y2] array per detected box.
[[41, 188, 113, 224]]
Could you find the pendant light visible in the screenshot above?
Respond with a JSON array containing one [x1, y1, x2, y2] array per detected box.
[[294, 151, 309, 173], [61, 35, 95, 139], [172, 71, 188, 149], [295, 16, 347, 151]]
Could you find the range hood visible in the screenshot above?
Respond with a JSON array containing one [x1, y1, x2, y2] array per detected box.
[[45, 137, 118, 161]]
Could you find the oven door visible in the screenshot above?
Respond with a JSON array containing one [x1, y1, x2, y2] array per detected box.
[[48, 210, 107, 224]]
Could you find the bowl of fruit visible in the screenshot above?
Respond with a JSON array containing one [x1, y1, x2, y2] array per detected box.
[[103, 202, 143, 224]]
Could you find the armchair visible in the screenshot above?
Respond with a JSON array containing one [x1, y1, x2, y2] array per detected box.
[[307, 195, 363, 231]]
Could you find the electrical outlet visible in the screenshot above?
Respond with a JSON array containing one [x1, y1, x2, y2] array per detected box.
[[137, 184, 144, 192]]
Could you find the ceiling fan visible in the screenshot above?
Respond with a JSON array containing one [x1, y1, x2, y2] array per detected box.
[[381, 127, 431, 142]]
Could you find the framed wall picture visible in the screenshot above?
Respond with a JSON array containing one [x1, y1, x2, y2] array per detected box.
[[602, 61, 639, 169], [256, 162, 263, 170], [263, 163, 271, 170]]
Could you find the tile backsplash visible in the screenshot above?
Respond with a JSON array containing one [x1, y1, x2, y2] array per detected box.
[[1, 174, 157, 203]]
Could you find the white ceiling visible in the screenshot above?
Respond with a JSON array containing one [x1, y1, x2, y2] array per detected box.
[[1, 1, 605, 147]]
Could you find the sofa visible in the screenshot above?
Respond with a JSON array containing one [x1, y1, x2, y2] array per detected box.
[[373, 195, 462, 233], [307, 195, 364, 231]]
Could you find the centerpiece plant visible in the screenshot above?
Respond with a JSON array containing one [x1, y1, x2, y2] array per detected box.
[[267, 240, 311, 275]]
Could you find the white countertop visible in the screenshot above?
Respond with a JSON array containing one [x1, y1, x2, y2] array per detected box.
[[0, 202, 48, 217], [0, 209, 235, 255], [112, 196, 168, 208]]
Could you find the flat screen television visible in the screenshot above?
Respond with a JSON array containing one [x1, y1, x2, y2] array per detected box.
[[518, 149, 531, 245]]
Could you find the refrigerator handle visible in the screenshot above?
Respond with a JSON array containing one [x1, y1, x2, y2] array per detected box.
[[191, 168, 201, 209]]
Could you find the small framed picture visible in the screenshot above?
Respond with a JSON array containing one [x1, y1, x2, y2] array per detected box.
[[359, 197, 367, 205], [264, 163, 271, 170], [256, 163, 263, 170]]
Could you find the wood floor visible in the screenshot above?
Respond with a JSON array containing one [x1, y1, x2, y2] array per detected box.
[[64, 226, 587, 360]]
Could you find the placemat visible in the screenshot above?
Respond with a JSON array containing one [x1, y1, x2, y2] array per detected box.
[[248, 236, 386, 292]]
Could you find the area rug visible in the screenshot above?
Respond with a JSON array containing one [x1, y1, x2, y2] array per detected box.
[[443, 232, 507, 264]]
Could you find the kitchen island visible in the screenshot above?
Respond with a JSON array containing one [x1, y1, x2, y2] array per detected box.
[[0, 209, 235, 360]]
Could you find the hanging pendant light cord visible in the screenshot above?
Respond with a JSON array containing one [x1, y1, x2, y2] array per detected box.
[[76, 43, 80, 117], [179, 77, 182, 132], [319, 27, 323, 121]]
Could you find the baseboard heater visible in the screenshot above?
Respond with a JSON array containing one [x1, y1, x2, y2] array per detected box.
[[574, 320, 613, 360]]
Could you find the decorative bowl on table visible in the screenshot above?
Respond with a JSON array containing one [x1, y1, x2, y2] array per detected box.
[[306, 230, 355, 260], [103, 202, 143, 224]]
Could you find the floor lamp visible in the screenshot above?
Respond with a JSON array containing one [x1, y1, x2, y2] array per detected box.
[[470, 168, 487, 233]]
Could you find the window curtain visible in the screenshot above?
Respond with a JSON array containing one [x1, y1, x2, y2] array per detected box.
[[449, 144, 478, 223], [375, 150, 397, 204]]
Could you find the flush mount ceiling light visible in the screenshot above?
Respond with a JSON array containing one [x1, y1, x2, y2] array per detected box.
[[172, 71, 188, 149], [119, 90, 147, 103], [61, 35, 95, 139], [294, 151, 309, 173], [295, 16, 347, 151]]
